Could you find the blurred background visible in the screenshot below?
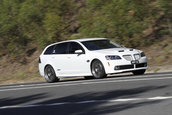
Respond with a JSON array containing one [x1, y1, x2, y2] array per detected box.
[[0, 0, 171, 84]]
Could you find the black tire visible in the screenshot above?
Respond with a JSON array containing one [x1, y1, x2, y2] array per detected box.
[[91, 60, 107, 79], [132, 69, 146, 75], [44, 65, 59, 83]]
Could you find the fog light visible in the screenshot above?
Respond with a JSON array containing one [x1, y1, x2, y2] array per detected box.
[[144, 63, 147, 67], [114, 66, 120, 70]]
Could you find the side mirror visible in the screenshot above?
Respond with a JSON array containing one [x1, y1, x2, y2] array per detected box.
[[75, 50, 83, 54]]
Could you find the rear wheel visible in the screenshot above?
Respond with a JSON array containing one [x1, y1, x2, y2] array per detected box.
[[44, 65, 59, 83], [91, 60, 107, 79], [132, 69, 146, 75]]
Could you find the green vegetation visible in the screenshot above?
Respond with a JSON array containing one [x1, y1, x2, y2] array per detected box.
[[0, 0, 171, 60], [78, 0, 158, 47], [158, 0, 172, 35]]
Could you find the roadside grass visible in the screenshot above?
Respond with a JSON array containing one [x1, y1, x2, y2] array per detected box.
[[0, 71, 44, 85], [145, 38, 172, 73], [154, 42, 172, 64]]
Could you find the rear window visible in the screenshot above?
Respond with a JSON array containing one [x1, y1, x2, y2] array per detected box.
[[44, 45, 55, 55], [54, 43, 68, 54]]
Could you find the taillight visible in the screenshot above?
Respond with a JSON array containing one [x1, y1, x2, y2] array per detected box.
[[39, 57, 41, 63]]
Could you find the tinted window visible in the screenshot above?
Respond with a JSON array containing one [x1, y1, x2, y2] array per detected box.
[[54, 43, 68, 54], [68, 42, 84, 54], [82, 39, 121, 51], [44, 45, 55, 55]]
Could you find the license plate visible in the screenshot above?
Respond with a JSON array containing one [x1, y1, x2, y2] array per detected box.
[[131, 60, 139, 64]]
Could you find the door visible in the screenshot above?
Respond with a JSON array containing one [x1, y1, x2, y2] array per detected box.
[[66, 42, 90, 76], [51, 42, 69, 76]]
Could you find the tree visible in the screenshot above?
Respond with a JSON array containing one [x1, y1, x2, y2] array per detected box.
[[158, 0, 172, 35], [78, 0, 154, 47]]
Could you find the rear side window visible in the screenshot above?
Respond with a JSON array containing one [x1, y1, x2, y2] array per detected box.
[[44, 45, 55, 55], [54, 43, 68, 54]]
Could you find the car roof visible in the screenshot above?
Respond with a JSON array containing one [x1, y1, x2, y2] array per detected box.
[[73, 38, 107, 42], [46, 38, 108, 48]]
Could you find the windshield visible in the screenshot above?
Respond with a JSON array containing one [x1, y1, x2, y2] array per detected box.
[[81, 39, 122, 51]]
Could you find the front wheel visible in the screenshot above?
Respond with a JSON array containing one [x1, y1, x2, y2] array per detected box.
[[132, 69, 146, 75], [91, 60, 107, 79], [44, 65, 59, 83]]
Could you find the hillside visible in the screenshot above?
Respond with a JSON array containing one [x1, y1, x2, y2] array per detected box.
[[0, 0, 172, 84]]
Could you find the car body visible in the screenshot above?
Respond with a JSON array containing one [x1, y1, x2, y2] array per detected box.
[[39, 38, 148, 82]]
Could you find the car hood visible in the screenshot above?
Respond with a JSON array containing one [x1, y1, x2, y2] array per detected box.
[[91, 48, 141, 55]]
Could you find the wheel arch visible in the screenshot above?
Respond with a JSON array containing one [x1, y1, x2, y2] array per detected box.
[[90, 58, 107, 74], [44, 64, 58, 77], [44, 64, 59, 83], [90, 58, 107, 78], [90, 58, 100, 69], [44, 64, 52, 71]]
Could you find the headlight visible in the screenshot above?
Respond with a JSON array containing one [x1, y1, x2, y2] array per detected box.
[[140, 52, 145, 57], [105, 55, 121, 60]]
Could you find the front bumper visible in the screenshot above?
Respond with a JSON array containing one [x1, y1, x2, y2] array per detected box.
[[104, 57, 148, 74]]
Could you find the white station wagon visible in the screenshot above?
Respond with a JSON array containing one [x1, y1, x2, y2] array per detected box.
[[39, 38, 148, 82]]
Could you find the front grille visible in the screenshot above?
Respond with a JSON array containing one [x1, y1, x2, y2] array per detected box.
[[136, 63, 147, 68], [115, 65, 134, 70], [123, 55, 132, 61]]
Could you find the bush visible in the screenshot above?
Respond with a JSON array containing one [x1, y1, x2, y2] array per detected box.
[[0, 0, 171, 59], [78, 0, 157, 47]]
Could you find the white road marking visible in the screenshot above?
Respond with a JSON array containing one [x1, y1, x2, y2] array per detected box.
[[0, 74, 172, 92], [111, 98, 141, 102], [22, 104, 40, 108], [47, 102, 70, 106], [76, 100, 97, 104], [0, 96, 172, 110], [148, 96, 172, 100], [0, 105, 20, 109], [1, 73, 172, 89]]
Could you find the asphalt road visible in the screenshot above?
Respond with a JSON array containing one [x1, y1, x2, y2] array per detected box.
[[0, 72, 172, 115]]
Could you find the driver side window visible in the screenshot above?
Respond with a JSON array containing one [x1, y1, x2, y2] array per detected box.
[[68, 42, 85, 54]]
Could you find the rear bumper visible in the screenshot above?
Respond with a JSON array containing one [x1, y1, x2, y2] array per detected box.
[[39, 64, 45, 77]]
